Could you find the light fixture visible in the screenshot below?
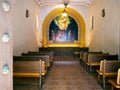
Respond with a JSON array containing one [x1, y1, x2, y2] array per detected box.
[[2, 64, 9, 75], [2, 1, 11, 12], [2, 32, 10, 43], [62, 9, 67, 17], [26, 9, 30, 18], [101, 9, 105, 17], [62, 0, 69, 17]]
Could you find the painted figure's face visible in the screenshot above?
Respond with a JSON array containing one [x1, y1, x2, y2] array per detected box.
[[58, 16, 68, 30]]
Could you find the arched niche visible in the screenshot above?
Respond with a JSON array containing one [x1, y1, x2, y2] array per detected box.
[[42, 7, 86, 47]]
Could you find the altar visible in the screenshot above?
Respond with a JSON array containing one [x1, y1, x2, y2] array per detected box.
[[39, 47, 88, 57]]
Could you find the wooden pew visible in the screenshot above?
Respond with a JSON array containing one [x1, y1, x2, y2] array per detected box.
[[13, 56, 47, 75], [81, 52, 102, 67], [96, 60, 120, 89], [37, 50, 54, 60], [74, 51, 80, 58], [13, 60, 45, 90], [28, 51, 54, 62], [13, 56, 50, 76], [85, 54, 118, 74], [79, 51, 87, 63], [22, 53, 52, 69], [27, 52, 53, 63]]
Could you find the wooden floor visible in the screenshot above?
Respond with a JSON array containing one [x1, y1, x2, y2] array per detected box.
[[14, 57, 112, 90]]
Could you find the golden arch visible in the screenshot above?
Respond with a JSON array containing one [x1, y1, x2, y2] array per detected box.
[[42, 7, 86, 47]]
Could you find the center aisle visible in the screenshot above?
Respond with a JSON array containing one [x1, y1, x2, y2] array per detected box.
[[42, 57, 102, 90]]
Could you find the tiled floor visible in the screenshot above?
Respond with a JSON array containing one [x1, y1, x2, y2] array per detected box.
[[42, 58, 103, 90]]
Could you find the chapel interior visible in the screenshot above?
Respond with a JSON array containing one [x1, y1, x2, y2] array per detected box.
[[0, 0, 120, 90]]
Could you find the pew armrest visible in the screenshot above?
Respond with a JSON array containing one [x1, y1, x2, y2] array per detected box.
[[109, 79, 120, 89], [85, 62, 100, 66], [96, 70, 117, 76], [96, 70, 103, 75]]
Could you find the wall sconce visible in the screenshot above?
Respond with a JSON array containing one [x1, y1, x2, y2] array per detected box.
[[2, 64, 9, 75], [2, 1, 11, 12], [2, 33, 10, 43], [101, 9, 105, 17], [26, 9, 30, 18]]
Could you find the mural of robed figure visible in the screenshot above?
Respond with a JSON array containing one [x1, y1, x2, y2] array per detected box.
[[49, 15, 78, 42]]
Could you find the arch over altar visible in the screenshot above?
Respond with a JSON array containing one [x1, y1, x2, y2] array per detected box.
[[42, 7, 86, 47]]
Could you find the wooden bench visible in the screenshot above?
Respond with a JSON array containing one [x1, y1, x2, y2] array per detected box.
[[13, 56, 49, 75], [79, 51, 88, 65], [85, 54, 118, 74], [81, 52, 103, 67], [74, 52, 80, 58], [27, 52, 52, 63], [28, 51, 54, 62], [16, 54, 51, 67], [80, 51, 87, 60], [96, 60, 120, 89], [37, 51, 54, 60], [13, 60, 45, 90]]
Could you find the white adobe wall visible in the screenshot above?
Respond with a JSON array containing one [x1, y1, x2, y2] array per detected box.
[[88, 0, 120, 57], [12, 0, 40, 55]]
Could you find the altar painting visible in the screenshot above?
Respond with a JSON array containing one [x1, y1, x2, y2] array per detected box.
[[49, 16, 78, 42]]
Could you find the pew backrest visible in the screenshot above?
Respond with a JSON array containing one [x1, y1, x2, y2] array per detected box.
[[13, 60, 46, 76], [13, 60, 45, 89], [28, 51, 54, 61], [80, 51, 87, 60], [14, 55, 50, 67], [13, 60, 46, 77], [82, 52, 103, 62], [100, 60, 120, 73], [23, 52, 53, 62], [88, 54, 118, 63], [14, 60, 41, 72]]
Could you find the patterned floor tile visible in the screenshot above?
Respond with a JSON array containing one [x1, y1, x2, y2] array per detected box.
[[42, 60, 103, 90]]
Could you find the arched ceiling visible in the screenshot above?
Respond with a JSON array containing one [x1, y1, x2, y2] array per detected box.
[[35, 0, 95, 7]]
